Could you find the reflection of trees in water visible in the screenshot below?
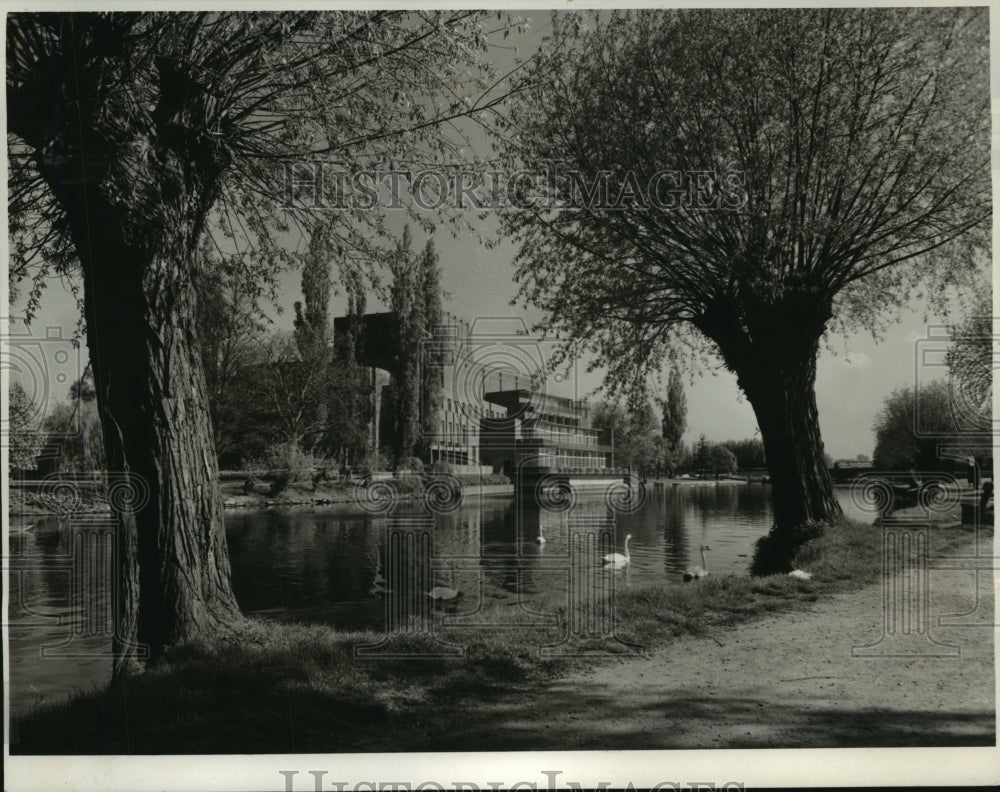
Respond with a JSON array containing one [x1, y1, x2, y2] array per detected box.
[[226, 512, 355, 611], [13, 519, 76, 620], [430, 509, 481, 557], [657, 491, 691, 574], [11, 517, 115, 655], [10, 518, 115, 719], [220, 486, 787, 626], [688, 484, 772, 518]]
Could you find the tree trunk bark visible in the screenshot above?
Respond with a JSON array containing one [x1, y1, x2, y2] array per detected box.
[[698, 291, 842, 574], [741, 356, 841, 512], [75, 202, 245, 674], [12, 37, 246, 676], [33, 165, 244, 676], [734, 348, 842, 573]]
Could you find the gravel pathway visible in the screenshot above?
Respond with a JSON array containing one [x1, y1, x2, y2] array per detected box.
[[415, 537, 995, 750]]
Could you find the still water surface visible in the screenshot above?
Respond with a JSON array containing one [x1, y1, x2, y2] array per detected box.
[[8, 484, 869, 717]]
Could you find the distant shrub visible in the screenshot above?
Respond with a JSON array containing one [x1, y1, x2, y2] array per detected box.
[[449, 472, 511, 486], [355, 450, 390, 478], [394, 476, 425, 496], [398, 456, 425, 474], [263, 441, 327, 496]]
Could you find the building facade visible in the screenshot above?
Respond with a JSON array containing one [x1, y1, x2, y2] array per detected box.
[[334, 309, 613, 477], [479, 388, 610, 476]]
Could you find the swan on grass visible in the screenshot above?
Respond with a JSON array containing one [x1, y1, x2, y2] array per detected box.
[[603, 534, 631, 568], [683, 545, 711, 581], [428, 564, 463, 605], [788, 568, 812, 580]]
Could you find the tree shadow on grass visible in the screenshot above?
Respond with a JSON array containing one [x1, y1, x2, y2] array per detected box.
[[11, 664, 995, 753], [405, 686, 995, 752]]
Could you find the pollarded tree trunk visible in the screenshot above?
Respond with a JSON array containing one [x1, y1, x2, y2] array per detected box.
[[15, 56, 246, 675], [737, 351, 842, 572], [699, 290, 842, 574], [72, 193, 245, 675], [85, 234, 244, 672]]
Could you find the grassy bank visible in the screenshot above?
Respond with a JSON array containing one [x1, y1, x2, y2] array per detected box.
[[11, 513, 985, 754]]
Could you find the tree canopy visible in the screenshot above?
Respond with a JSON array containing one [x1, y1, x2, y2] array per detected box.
[[946, 292, 993, 434], [500, 8, 988, 394], [7, 382, 44, 473], [660, 367, 686, 452], [872, 382, 957, 470], [8, 11, 532, 313], [497, 8, 990, 564]]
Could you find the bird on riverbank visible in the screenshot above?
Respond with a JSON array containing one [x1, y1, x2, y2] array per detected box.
[[428, 564, 463, 606], [683, 545, 711, 581], [788, 569, 813, 581], [603, 534, 631, 568]]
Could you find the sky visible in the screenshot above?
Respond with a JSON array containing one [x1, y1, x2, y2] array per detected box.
[[6, 8, 986, 462], [10, 218, 969, 462]]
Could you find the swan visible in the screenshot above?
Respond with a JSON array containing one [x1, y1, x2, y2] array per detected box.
[[683, 545, 711, 581], [788, 569, 812, 580], [428, 564, 462, 604], [603, 534, 631, 568], [535, 528, 546, 544]]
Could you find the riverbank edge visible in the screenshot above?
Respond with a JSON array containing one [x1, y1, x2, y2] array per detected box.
[[8, 475, 754, 517], [10, 510, 988, 754]]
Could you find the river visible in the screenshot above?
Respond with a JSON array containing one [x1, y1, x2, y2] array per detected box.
[[8, 483, 870, 718]]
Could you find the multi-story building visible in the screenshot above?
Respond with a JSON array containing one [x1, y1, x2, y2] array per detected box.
[[333, 309, 616, 481], [479, 388, 610, 476]]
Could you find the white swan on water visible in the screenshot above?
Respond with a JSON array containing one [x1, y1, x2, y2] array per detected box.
[[603, 534, 631, 568], [535, 528, 546, 544], [683, 545, 711, 581]]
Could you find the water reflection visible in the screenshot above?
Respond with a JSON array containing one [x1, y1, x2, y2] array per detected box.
[[8, 517, 115, 720], [9, 485, 868, 718]]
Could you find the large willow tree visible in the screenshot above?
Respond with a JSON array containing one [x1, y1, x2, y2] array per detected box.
[[8, 11, 528, 672], [500, 8, 990, 570]]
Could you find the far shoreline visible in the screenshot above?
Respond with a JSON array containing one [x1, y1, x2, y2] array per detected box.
[[8, 473, 764, 518]]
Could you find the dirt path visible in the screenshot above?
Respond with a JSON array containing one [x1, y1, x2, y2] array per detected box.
[[405, 537, 995, 750]]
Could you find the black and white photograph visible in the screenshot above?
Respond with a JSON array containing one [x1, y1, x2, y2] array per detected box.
[[3, 2, 996, 789]]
